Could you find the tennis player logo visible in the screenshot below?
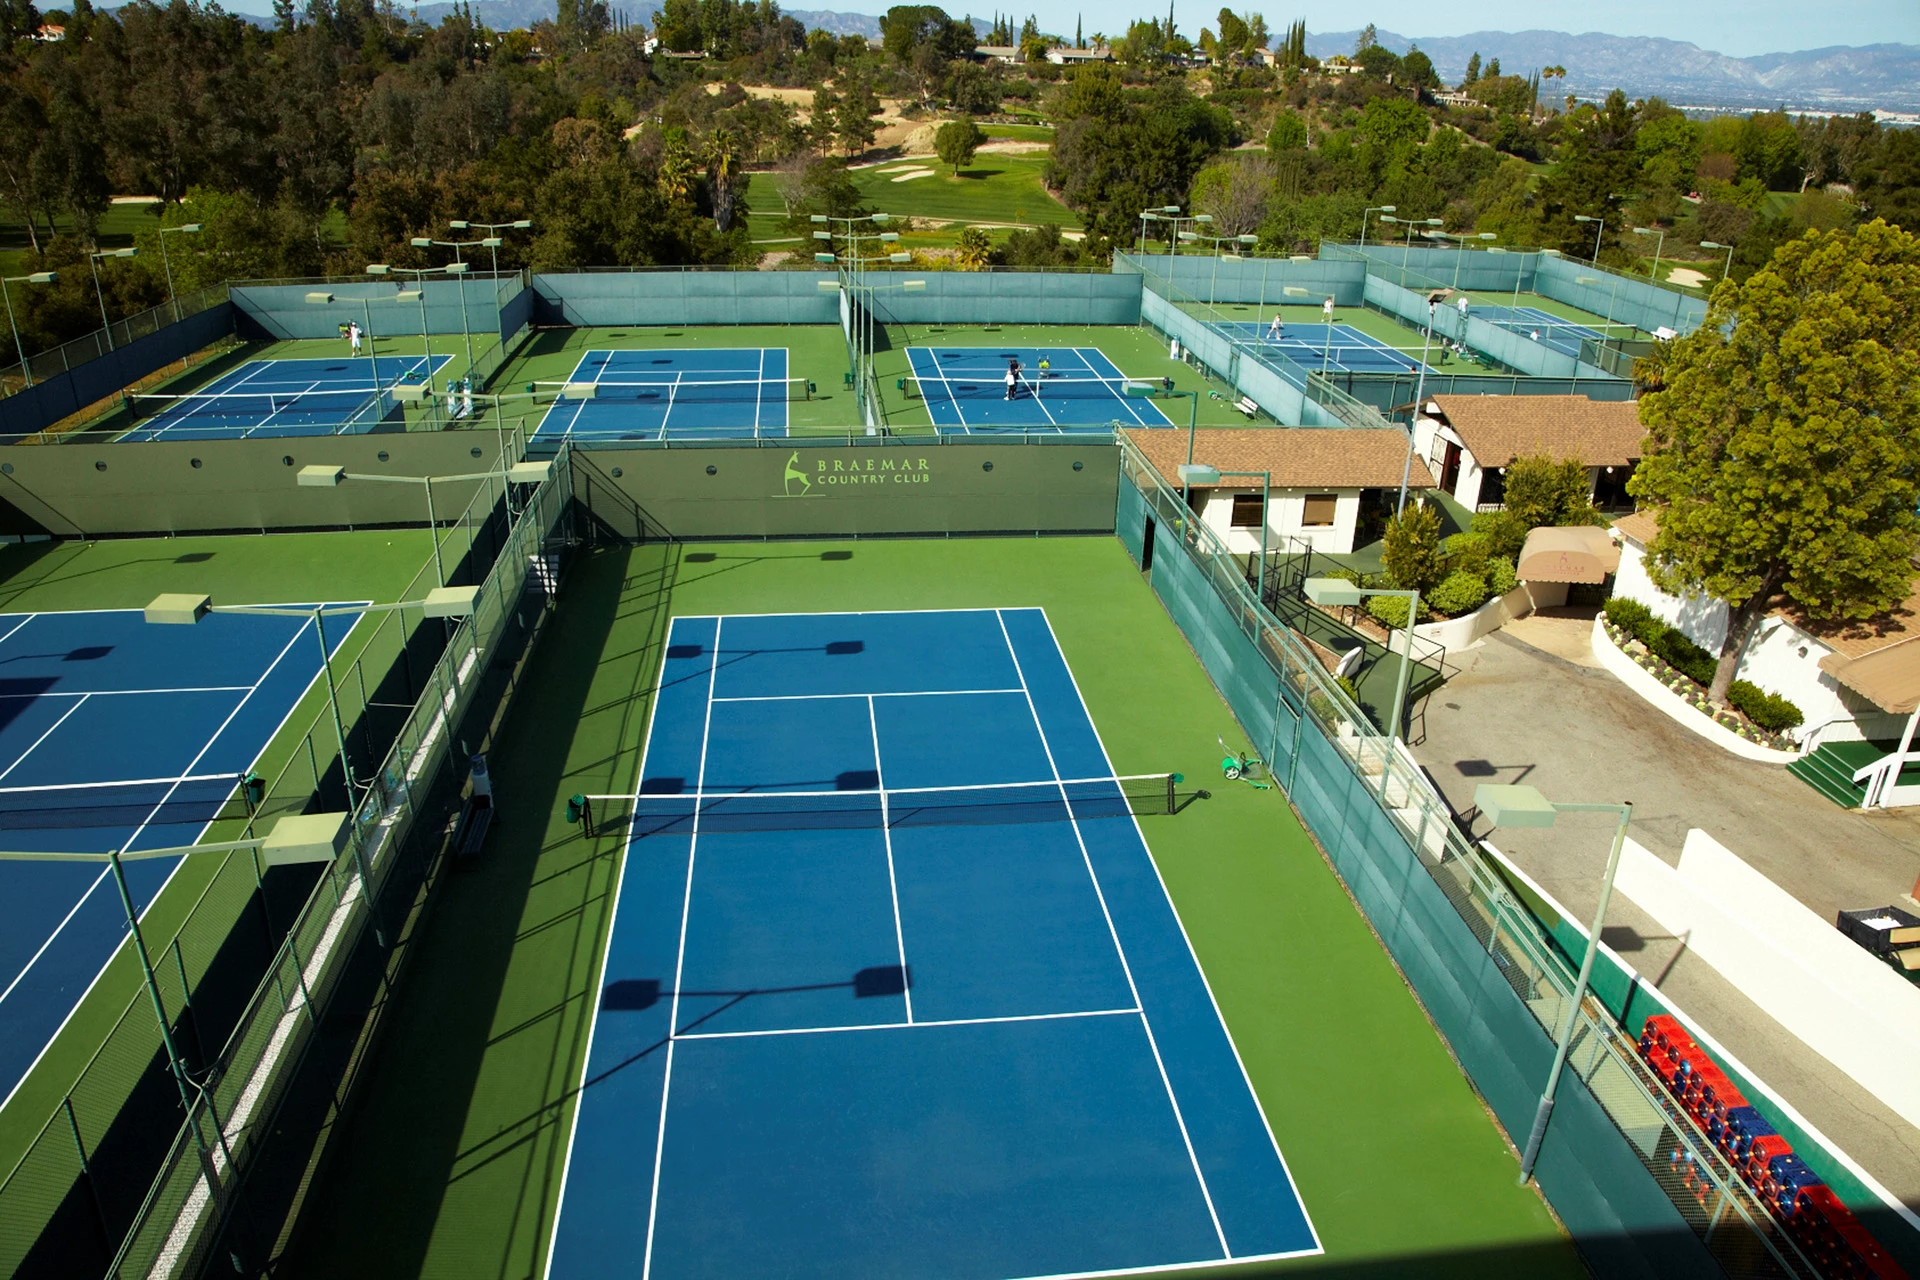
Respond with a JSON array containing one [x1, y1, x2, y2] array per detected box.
[[781, 451, 812, 497]]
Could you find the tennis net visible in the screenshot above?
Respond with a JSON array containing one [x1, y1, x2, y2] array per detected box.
[[573, 773, 1199, 838], [1482, 318, 1641, 342], [127, 386, 395, 428], [0, 772, 248, 831], [533, 376, 814, 403], [905, 374, 1172, 401]]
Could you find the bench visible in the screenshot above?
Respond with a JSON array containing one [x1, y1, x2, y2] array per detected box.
[[452, 792, 494, 869], [1234, 396, 1260, 418]]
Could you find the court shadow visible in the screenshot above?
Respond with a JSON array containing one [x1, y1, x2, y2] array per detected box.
[[675, 548, 856, 586], [173, 552, 214, 563]]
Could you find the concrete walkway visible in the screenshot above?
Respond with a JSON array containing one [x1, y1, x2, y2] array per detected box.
[[1411, 623, 1920, 1210]]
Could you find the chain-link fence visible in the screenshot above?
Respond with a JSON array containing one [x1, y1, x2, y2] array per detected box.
[[0, 452, 570, 1279], [1114, 432, 1831, 1280], [1, 287, 232, 401]]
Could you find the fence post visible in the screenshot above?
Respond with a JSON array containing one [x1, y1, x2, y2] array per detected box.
[[63, 1095, 113, 1248]]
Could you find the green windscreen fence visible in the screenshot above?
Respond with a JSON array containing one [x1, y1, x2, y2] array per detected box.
[[1113, 434, 1865, 1280]]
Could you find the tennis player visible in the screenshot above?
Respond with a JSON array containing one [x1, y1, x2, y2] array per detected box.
[[1266, 314, 1283, 340], [347, 320, 362, 356]]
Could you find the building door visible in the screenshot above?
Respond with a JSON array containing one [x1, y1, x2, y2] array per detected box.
[[1141, 514, 1156, 572], [1440, 440, 1463, 495]]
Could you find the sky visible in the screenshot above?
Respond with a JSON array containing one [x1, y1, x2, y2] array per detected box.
[[947, 0, 1916, 59]]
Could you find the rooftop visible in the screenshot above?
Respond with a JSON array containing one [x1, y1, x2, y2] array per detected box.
[[1124, 427, 1437, 491], [1428, 394, 1646, 468]]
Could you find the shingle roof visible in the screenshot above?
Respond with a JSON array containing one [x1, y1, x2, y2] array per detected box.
[[1612, 510, 1659, 545], [1430, 394, 1646, 468], [1124, 428, 1436, 491]]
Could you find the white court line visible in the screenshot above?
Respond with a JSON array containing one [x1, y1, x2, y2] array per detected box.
[[868, 695, 913, 1024], [755, 347, 766, 433], [1031, 607, 1323, 1257], [542, 612, 681, 1280], [0, 612, 39, 649], [995, 608, 1231, 1261], [709, 688, 1024, 703], [0, 693, 89, 783], [675, 1006, 1140, 1042], [241, 378, 325, 439], [775, 346, 791, 433], [641, 616, 723, 1280], [657, 370, 685, 438], [1078, 348, 1162, 427], [0, 685, 254, 699], [918, 350, 969, 432]]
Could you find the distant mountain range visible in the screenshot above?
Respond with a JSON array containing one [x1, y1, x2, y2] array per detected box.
[[1307, 29, 1920, 115], [206, 0, 1920, 115]]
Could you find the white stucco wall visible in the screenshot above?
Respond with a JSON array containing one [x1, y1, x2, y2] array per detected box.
[[1414, 415, 1487, 510], [1193, 486, 1361, 555], [1613, 537, 1900, 742]]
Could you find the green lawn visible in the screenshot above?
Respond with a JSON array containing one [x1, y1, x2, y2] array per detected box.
[[278, 536, 1578, 1279], [0, 530, 441, 1269], [748, 151, 1077, 241], [0, 200, 165, 276], [981, 122, 1056, 142]]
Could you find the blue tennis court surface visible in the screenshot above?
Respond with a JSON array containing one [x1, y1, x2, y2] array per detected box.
[[1468, 305, 1625, 359], [549, 608, 1318, 1280], [531, 348, 794, 445], [1218, 321, 1430, 374], [908, 347, 1174, 433], [0, 605, 358, 1112], [117, 355, 450, 441]]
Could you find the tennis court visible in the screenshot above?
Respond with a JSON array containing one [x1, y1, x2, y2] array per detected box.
[[530, 348, 799, 445], [1467, 306, 1636, 359], [1217, 322, 1433, 375], [116, 355, 450, 441], [548, 606, 1318, 1280], [905, 347, 1174, 433], [0, 604, 357, 1111]]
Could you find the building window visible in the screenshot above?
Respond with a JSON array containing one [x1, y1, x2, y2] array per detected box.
[[1230, 494, 1266, 528], [1302, 494, 1338, 527]]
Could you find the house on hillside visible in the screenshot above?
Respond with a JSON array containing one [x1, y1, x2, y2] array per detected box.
[[1045, 45, 1112, 64], [1412, 394, 1644, 513], [972, 44, 1020, 63], [1123, 428, 1436, 556], [1613, 511, 1920, 765], [1320, 54, 1355, 75]]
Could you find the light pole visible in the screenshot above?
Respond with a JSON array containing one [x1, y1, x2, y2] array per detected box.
[[1399, 299, 1437, 510], [1180, 464, 1273, 594], [1631, 226, 1666, 284], [1378, 216, 1443, 271], [412, 238, 478, 371], [1138, 205, 1181, 255], [1165, 213, 1213, 258], [3, 271, 56, 388], [448, 219, 532, 278], [1304, 576, 1423, 748], [1282, 285, 1336, 375], [1126, 381, 1200, 503], [1358, 204, 1397, 249], [155, 224, 202, 323], [813, 213, 899, 418], [1426, 230, 1497, 289], [298, 463, 533, 587], [1574, 214, 1604, 264], [87, 248, 138, 351], [1473, 783, 1634, 1185], [0, 811, 349, 1117], [366, 263, 456, 381], [1700, 240, 1737, 282], [1179, 230, 1259, 307], [817, 274, 923, 434], [307, 290, 379, 365]]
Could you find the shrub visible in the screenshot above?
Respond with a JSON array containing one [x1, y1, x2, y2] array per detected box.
[[1382, 501, 1445, 594], [1366, 594, 1412, 629], [1603, 596, 1655, 634], [1428, 568, 1490, 617], [1487, 556, 1518, 596], [1652, 629, 1716, 686], [1729, 680, 1804, 732], [1443, 530, 1491, 575]]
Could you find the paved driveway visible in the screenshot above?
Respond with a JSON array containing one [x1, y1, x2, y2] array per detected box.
[[1412, 613, 1920, 1208]]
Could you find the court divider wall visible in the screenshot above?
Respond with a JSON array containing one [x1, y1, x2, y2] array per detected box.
[[531, 271, 842, 326], [231, 278, 507, 342], [0, 433, 514, 537], [1533, 253, 1709, 337], [1111, 433, 1849, 1280], [0, 298, 237, 443], [1112, 252, 1368, 308], [1362, 274, 1618, 382], [862, 271, 1142, 326], [567, 438, 1120, 539]]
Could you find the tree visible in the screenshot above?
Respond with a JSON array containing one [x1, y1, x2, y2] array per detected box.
[[1190, 154, 1274, 234], [1353, 22, 1374, 53], [954, 225, 991, 267], [1475, 454, 1599, 559], [1463, 51, 1481, 84], [1629, 220, 1920, 703], [934, 118, 984, 174], [1402, 48, 1438, 91], [1486, 56, 1500, 77], [1382, 501, 1446, 594], [836, 80, 880, 156], [1266, 110, 1307, 152]]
